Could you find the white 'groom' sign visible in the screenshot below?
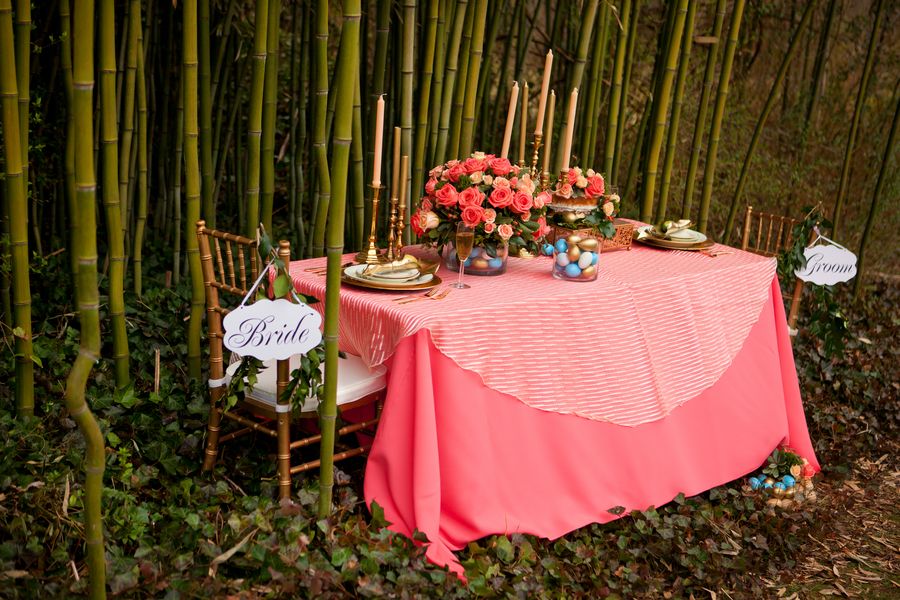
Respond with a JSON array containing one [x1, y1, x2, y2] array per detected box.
[[794, 243, 857, 286], [223, 298, 323, 361]]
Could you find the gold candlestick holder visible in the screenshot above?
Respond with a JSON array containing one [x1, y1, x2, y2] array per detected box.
[[355, 184, 386, 265], [540, 171, 551, 192], [394, 202, 406, 258], [529, 133, 543, 180], [386, 193, 399, 262]]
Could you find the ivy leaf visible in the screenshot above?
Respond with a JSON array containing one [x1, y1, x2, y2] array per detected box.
[[273, 274, 292, 299]]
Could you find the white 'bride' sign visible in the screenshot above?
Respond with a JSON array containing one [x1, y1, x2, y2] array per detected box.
[[794, 243, 857, 286], [223, 298, 323, 361]]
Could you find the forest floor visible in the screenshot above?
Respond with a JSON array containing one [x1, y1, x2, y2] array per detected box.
[[0, 253, 897, 598]]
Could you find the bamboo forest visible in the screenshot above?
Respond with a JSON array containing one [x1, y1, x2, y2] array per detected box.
[[1, 0, 898, 597]]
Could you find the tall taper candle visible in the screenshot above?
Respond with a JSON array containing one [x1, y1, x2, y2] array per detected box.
[[561, 88, 578, 171], [519, 82, 529, 164], [500, 82, 519, 159], [372, 95, 385, 185], [542, 90, 556, 174], [391, 126, 401, 199], [535, 50, 553, 135]]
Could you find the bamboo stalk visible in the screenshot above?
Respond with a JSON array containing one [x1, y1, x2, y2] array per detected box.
[[198, 0, 215, 226], [67, 1, 108, 596], [99, 0, 130, 386], [656, 0, 699, 222], [14, 0, 28, 192], [0, 0, 33, 416], [582, 1, 610, 167], [558, 0, 599, 163], [681, 0, 726, 220], [428, 0, 448, 166], [184, 0, 205, 380], [854, 85, 898, 301], [320, 0, 361, 519], [604, 0, 631, 180], [697, 0, 747, 234], [723, 0, 818, 242], [612, 0, 641, 182], [119, 0, 139, 243], [244, 0, 269, 238], [639, 0, 689, 223], [260, 0, 281, 234], [459, 0, 488, 157], [60, 0, 77, 277], [351, 73, 365, 249], [435, 0, 469, 164], [448, 0, 474, 159], [804, 0, 837, 133], [133, 25, 149, 297], [832, 0, 883, 240], [400, 0, 415, 232], [310, 0, 330, 256], [413, 0, 439, 212], [173, 76, 184, 284]]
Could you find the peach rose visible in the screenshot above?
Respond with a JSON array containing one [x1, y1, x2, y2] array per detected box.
[[512, 191, 533, 214], [446, 159, 460, 167], [567, 168, 579, 185], [483, 174, 494, 185], [489, 186, 514, 208], [461, 205, 485, 228], [483, 221, 496, 234], [483, 208, 497, 223], [469, 171, 484, 184], [557, 183, 573, 198], [534, 191, 551, 209], [586, 175, 605, 198], [493, 176, 511, 189], [489, 157, 513, 175], [497, 223, 514, 240], [429, 165, 443, 178], [602, 201, 615, 216], [516, 174, 535, 194], [425, 178, 438, 196], [422, 210, 440, 230], [458, 186, 485, 208], [575, 175, 588, 188], [435, 184, 459, 207]]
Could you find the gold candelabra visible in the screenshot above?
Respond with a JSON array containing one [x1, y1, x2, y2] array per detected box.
[[386, 193, 399, 262], [529, 132, 543, 181], [355, 184, 386, 265]]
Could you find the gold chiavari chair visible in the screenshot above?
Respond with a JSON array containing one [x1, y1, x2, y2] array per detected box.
[[196, 221, 386, 499], [740, 206, 807, 336]]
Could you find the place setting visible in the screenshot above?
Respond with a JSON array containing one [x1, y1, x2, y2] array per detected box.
[[633, 219, 719, 253]]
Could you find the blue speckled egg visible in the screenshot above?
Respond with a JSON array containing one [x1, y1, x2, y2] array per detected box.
[[469, 247, 481, 258], [564, 263, 582, 278], [748, 477, 760, 490], [463, 258, 472, 267], [542, 243, 555, 256], [781, 475, 795, 487], [488, 257, 503, 268], [554, 238, 568, 253], [774, 482, 786, 491], [592, 252, 599, 265], [556, 253, 570, 267], [762, 480, 773, 489]]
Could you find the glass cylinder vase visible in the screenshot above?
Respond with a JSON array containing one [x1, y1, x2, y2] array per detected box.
[[444, 241, 509, 276], [551, 233, 600, 281]]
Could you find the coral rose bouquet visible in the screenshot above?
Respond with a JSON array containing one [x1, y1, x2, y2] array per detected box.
[[411, 152, 551, 257]]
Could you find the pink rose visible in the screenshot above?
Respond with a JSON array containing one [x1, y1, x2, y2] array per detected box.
[[509, 177, 518, 189], [445, 159, 460, 167], [557, 183, 573, 198], [489, 186, 514, 208], [483, 208, 497, 223], [425, 178, 438, 196], [534, 191, 551, 209], [492, 176, 511, 189], [488, 157, 513, 175], [464, 156, 488, 174], [533, 215, 551, 240], [483, 221, 496, 234], [512, 192, 533, 214], [461, 205, 485, 228], [585, 175, 605, 198], [458, 186, 485, 208], [567, 168, 579, 185], [410, 210, 426, 237], [420, 197, 433, 212], [435, 184, 458, 207], [802, 464, 815, 478], [519, 211, 531, 222], [429, 165, 443, 178], [516, 175, 535, 194], [447, 163, 467, 182], [497, 223, 514, 240]]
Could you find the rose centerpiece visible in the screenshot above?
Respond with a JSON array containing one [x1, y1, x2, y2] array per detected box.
[[411, 152, 551, 275]]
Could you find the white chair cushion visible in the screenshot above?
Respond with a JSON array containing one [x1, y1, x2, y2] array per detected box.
[[226, 353, 386, 413]]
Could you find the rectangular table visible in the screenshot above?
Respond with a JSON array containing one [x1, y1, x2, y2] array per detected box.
[[290, 242, 820, 575]]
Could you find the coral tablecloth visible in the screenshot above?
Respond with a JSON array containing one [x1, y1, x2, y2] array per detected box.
[[290, 247, 820, 575]]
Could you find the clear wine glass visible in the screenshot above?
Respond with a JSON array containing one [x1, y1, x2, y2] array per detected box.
[[451, 222, 474, 289]]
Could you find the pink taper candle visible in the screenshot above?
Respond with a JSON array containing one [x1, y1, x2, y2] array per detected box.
[[535, 50, 553, 136], [372, 95, 385, 186], [561, 88, 578, 171], [519, 82, 529, 163], [500, 82, 519, 159]]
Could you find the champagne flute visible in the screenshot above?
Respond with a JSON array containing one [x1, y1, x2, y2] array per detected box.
[[451, 222, 474, 289]]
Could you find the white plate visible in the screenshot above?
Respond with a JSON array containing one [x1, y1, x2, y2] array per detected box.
[[359, 266, 421, 281], [344, 264, 434, 287], [667, 229, 707, 243]]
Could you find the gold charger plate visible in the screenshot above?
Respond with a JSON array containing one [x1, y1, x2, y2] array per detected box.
[[340, 272, 443, 291], [635, 235, 715, 251]]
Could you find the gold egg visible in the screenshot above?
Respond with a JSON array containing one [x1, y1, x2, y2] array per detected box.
[[566, 235, 583, 245], [764, 477, 775, 486], [772, 486, 784, 497], [567, 246, 581, 262], [581, 266, 597, 278], [785, 487, 795, 498], [766, 498, 779, 507], [577, 238, 599, 251], [471, 258, 490, 270], [562, 212, 580, 224]]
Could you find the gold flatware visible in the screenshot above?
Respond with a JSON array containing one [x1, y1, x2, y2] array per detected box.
[[395, 287, 444, 304], [700, 249, 734, 257]]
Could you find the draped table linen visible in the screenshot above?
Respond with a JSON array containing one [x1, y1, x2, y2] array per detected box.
[[290, 244, 820, 574]]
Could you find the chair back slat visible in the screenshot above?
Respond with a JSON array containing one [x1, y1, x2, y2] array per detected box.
[[225, 240, 237, 289], [742, 206, 799, 258]]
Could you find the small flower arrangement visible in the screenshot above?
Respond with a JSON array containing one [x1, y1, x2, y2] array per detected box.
[[411, 152, 551, 256], [553, 166, 607, 202], [549, 166, 620, 239], [744, 446, 817, 509]]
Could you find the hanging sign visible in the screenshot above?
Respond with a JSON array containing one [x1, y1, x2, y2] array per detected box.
[[794, 233, 857, 286], [223, 298, 323, 361]]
